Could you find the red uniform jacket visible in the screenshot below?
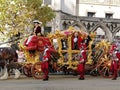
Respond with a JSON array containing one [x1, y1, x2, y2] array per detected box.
[[109, 44, 117, 54], [81, 49, 87, 61], [80, 43, 87, 61], [116, 52, 120, 60], [110, 56, 119, 71], [77, 57, 85, 72], [43, 48, 51, 61], [116, 52, 120, 70]]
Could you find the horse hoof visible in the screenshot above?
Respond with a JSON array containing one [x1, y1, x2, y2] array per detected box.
[[14, 69, 21, 79]]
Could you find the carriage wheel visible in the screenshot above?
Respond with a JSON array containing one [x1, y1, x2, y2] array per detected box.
[[98, 60, 112, 78], [31, 62, 43, 79], [23, 63, 33, 77]]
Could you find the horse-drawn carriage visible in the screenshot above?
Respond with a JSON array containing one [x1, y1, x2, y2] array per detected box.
[[0, 26, 119, 80], [20, 27, 117, 79]]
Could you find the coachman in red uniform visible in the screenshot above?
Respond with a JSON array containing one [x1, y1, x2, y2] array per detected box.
[[41, 45, 51, 81], [109, 42, 117, 54], [116, 49, 120, 77], [77, 54, 85, 80], [116, 49, 120, 63], [110, 52, 119, 80], [77, 47, 86, 80]]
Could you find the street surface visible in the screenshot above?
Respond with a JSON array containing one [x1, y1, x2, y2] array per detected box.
[[0, 74, 120, 90]]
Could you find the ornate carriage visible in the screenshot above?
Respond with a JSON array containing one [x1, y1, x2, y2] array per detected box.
[[48, 27, 91, 74], [20, 26, 114, 79], [48, 27, 113, 77]]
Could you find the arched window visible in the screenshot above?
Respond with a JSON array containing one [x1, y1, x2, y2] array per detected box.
[[95, 27, 105, 42], [115, 30, 120, 42]]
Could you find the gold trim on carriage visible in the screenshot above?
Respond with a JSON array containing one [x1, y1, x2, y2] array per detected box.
[[48, 27, 95, 71]]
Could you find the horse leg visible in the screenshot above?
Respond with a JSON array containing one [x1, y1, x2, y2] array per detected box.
[[13, 69, 21, 79], [8, 62, 21, 79], [0, 66, 8, 80]]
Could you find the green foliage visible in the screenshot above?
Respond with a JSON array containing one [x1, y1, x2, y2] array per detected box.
[[25, 0, 43, 9], [0, 0, 55, 43], [38, 5, 56, 26], [0, 0, 33, 38], [25, 0, 56, 26]]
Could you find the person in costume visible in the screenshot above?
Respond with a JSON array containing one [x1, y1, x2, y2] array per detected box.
[[41, 45, 51, 81], [110, 52, 119, 80], [109, 42, 117, 54], [78, 40, 87, 80], [115, 48, 120, 77], [77, 51, 86, 80], [115, 48, 120, 61], [33, 20, 43, 36], [61, 38, 68, 50], [25, 20, 42, 46], [16, 49, 25, 63], [71, 32, 83, 50]]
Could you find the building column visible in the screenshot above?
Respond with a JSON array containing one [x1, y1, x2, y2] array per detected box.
[[76, 0, 79, 16]]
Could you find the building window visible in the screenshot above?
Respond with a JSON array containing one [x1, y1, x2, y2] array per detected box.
[[87, 12, 95, 17], [44, 0, 51, 5], [44, 27, 51, 35], [105, 13, 113, 19]]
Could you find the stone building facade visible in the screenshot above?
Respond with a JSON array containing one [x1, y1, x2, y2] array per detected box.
[[44, 0, 120, 42]]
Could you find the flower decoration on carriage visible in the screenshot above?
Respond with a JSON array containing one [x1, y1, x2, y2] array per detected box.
[[63, 30, 72, 36], [63, 26, 75, 36]]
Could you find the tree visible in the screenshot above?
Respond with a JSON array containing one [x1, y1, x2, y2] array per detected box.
[[0, 0, 55, 45], [25, 0, 56, 26], [0, 0, 33, 39]]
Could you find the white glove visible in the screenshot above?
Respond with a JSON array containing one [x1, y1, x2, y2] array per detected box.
[[79, 59, 84, 64], [115, 58, 119, 61], [43, 58, 48, 62], [81, 50, 84, 53]]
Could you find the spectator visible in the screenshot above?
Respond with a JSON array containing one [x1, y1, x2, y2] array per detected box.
[[16, 49, 25, 63]]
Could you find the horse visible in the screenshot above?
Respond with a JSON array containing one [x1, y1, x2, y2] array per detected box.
[[0, 47, 21, 79]]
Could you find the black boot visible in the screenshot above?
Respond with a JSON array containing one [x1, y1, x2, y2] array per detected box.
[[43, 78, 48, 81], [43, 76, 49, 81], [78, 77, 85, 80], [112, 78, 117, 80]]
